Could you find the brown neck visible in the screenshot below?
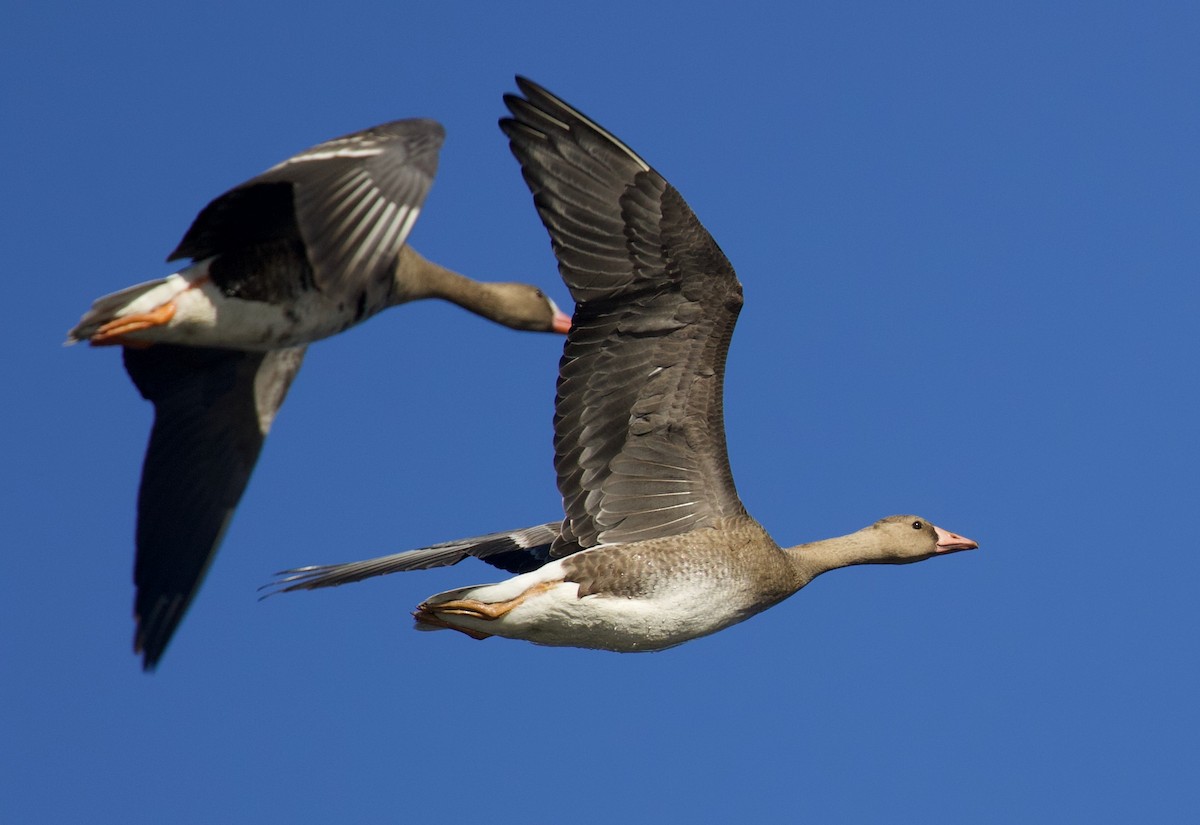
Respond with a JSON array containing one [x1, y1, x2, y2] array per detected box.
[[393, 246, 507, 321], [782, 527, 886, 590]]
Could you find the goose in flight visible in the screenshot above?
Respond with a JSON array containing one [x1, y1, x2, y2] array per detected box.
[[69, 117, 570, 669], [270, 78, 977, 651]]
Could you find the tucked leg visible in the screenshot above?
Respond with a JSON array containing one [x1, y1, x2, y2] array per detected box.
[[89, 302, 178, 346], [415, 579, 561, 625], [412, 610, 493, 640]]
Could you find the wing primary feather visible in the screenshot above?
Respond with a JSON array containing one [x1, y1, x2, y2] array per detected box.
[[502, 77, 748, 551], [262, 522, 563, 596]]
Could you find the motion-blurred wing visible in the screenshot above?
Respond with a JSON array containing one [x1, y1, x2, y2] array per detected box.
[[125, 344, 304, 668], [169, 119, 444, 301]]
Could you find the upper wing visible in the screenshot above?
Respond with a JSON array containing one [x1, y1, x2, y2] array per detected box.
[[501, 78, 746, 556], [124, 344, 305, 669], [168, 119, 444, 300]]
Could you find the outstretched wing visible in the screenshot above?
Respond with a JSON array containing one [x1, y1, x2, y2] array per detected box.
[[265, 522, 561, 595], [169, 119, 444, 300], [124, 344, 305, 669], [501, 78, 746, 556]]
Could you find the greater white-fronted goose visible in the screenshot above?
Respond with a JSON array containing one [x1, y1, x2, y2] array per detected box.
[[270, 78, 977, 651], [69, 118, 570, 669]]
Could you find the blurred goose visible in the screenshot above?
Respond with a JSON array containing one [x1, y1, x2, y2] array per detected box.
[[69, 118, 570, 669], [270, 78, 977, 651]]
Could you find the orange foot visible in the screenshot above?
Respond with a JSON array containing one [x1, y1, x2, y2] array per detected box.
[[89, 302, 177, 347], [414, 579, 560, 628], [412, 611, 493, 640]]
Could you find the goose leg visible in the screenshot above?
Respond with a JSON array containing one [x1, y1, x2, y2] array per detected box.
[[416, 579, 560, 624], [411, 611, 493, 640], [89, 303, 178, 346]]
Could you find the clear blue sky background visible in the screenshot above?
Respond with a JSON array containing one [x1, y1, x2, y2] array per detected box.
[[4, 2, 1197, 822]]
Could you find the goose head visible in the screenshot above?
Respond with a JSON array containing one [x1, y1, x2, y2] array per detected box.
[[869, 515, 978, 563], [484, 284, 571, 332]]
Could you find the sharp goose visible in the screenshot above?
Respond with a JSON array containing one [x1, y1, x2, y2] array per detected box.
[[270, 78, 978, 651], [69, 119, 570, 670]]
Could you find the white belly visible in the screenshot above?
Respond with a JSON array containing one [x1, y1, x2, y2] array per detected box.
[[425, 560, 753, 652]]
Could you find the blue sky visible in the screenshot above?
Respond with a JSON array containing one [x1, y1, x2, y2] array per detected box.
[[4, 1, 1197, 822]]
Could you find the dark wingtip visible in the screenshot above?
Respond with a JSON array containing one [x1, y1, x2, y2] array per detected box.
[[134, 630, 165, 672], [513, 75, 545, 98], [502, 75, 554, 124], [256, 566, 326, 600], [133, 592, 191, 672]]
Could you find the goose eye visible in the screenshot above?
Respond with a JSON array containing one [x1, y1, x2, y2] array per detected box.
[[911, 520, 923, 530]]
